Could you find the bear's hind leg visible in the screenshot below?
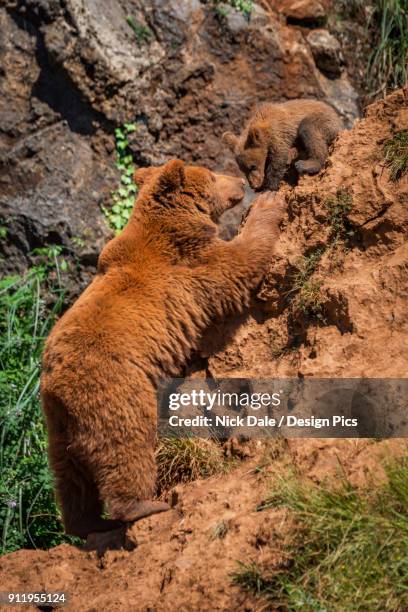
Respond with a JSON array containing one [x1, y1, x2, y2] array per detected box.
[[296, 115, 329, 175], [49, 437, 122, 538], [94, 443, 170, 524]]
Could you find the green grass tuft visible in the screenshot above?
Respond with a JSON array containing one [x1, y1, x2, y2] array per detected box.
[[367, 0, 408, 97], [232, 561, 271, 597], [384, 130, 408, 181], [325, 190, 354, 241], [126, 16, 153, 44], [233, 454, 408, 610], [0, 250, 76, 554]]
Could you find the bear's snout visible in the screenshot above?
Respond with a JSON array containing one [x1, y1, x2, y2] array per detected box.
[[214, 173, 246, 207], [247, 170, 264, 191]]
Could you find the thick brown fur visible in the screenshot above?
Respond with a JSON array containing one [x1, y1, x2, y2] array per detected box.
[[223, 99, 343, 191], [41, 160, 287, 538]]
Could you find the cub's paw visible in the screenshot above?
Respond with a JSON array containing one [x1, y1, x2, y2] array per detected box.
[[295, 159, 322, 175]]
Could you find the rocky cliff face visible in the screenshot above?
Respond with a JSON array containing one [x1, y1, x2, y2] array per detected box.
[[1, 0, 359, 278]]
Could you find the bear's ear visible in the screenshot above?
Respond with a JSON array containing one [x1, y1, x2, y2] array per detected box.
[[154, 159, 185, 196], [246, 126, 262, 147], [134, 166, 157, 187], [222, 131, 239, 152]]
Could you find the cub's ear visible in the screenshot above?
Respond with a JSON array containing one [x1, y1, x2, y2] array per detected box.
[[155, 159, 185, 195], [246, 126, 262, 147], [222, 131, 239, 152], [134, 166, 157, 186]]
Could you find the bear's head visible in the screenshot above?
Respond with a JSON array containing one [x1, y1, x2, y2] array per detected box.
[[223, 126, 269, 191], [134, 159, 246, 222]]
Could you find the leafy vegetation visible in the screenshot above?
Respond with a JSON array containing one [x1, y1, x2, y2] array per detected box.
[[384, 130, 408, 180], [296, 278, 325, 317], [287, 249, 326, 318], [285, 191, 354, 320], [233, 454, 408, 610], [325, 189, 354, 242], [367, 0, 408, 97], [290, 250, 324, 293], [0, 249, 73, 554], [103, 123, 138, 234], [212, 0, 253, 19]]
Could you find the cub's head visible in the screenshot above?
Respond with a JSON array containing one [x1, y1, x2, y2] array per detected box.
[[223, 125, 269, 191], [134, 159, 245, 222]]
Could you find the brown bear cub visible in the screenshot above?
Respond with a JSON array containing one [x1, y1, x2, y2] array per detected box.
[[223, 99, 343, 191], [41, 159, 287, 538]]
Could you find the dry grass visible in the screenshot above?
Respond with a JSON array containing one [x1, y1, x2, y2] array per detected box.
[[156, 437, 230, 494]]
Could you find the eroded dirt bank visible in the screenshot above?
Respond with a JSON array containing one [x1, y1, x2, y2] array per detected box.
[[199, 87, 408, 379], [0, 439, 406, 611]]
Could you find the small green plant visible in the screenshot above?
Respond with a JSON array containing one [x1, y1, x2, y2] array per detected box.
[[297, 278, 325, 316], [286, 194, 353, 321], [366, 0, 408, 97], [156, 437, 229, 494], [383, 129, 408, 180], [70, 235, 86, 249], [0, 226, 7, 239], [126, 16, 152, 44], [104, 123, 138, 234], [290, 249, 324, 292], [287, 249, 326, 317], [325, 189, 354, 241], [213, 0, 253, 19], [32, 245, 69, 276], [233, 454, 408, 609], [0, 249, 75, 553]]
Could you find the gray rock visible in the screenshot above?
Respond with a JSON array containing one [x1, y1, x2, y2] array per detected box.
[[0, 122, 113, 274], [307, 28, 344, 79], [0, 0, 361, 282]]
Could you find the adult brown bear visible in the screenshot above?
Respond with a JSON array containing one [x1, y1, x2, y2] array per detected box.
[[41, 160, 286, 538]]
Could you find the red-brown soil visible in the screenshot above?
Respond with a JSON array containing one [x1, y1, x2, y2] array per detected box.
[[202, 87, 408, 379], [1, 439, 406, 612]]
